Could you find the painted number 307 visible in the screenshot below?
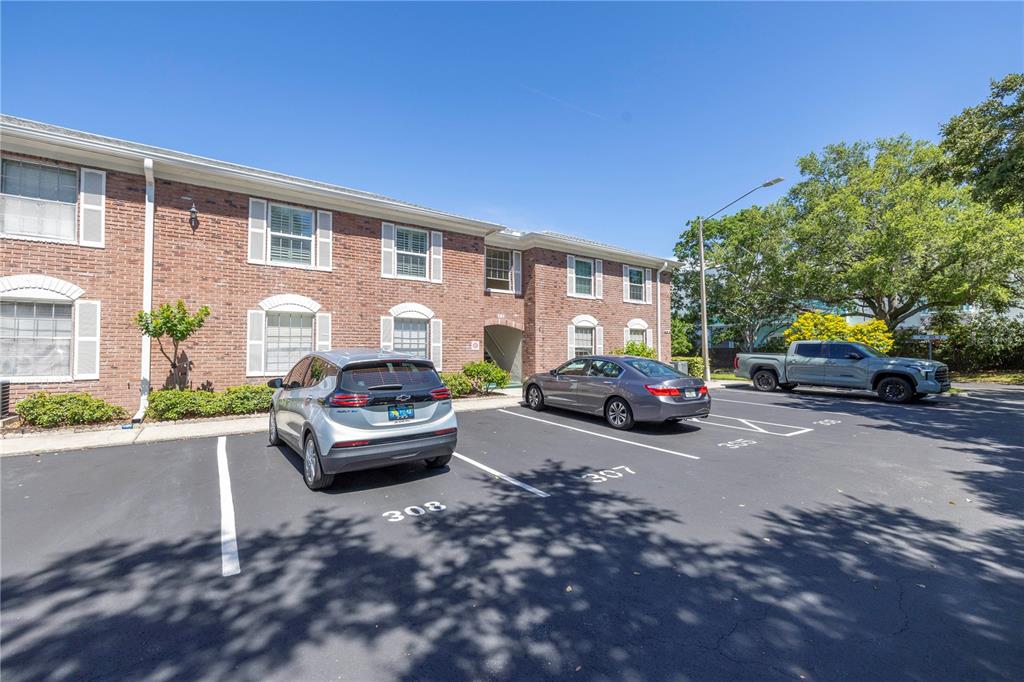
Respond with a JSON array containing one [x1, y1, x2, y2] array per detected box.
[[382, 501, 446, 522], [582, 466, 636, 483]]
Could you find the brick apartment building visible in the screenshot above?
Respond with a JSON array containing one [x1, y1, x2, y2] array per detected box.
[[0, 115, 680, 416]]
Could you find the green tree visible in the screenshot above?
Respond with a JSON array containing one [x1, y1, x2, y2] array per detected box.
[[136, 300, 211, 389], [670, 316, 693, 357], [788, 136, 1024, 330], [936, 73, 1024, 212], [674, 203, 799, 351]]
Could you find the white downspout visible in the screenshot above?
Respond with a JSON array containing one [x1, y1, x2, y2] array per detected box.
[[656, 261, 668, 362], [133, 158, 155, 422]]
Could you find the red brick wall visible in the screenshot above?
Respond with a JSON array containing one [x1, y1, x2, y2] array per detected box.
[[1, 153, 145, 411]]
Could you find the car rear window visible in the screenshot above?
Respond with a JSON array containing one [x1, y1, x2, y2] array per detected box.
[[623, 358, 684, 378], [340, 361, 441, 392]]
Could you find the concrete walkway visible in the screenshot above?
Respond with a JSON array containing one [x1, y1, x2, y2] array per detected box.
[[0, 391, 523, 458]]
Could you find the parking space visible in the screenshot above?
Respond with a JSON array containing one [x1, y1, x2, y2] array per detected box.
[[2, 387, 1023, 680]]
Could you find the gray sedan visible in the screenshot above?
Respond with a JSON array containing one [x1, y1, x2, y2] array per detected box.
[[523, 355, 710, 430]]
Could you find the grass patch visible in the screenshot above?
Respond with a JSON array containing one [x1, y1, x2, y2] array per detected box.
[[950, 370, 1024, 385], [710, 371, 744, 381]]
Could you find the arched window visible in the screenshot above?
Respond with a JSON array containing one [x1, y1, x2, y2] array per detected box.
[[568, 314, 603, 359], [625, 318, 653, 348], [380, 303, 443, 369], [246, 294, 330, 376]]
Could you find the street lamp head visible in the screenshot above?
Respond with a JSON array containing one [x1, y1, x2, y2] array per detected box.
[[762, 177, 784, 187]]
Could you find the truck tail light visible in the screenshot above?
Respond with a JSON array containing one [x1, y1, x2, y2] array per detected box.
[[733, 354, 739, 370], [430, 386, 452, 400], [645, 385, 681, 397], [329, 393, 370, 407]]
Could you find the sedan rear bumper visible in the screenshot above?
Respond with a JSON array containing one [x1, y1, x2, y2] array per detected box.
[[634, 396, 711, 422], [322, 432, 457, 474]]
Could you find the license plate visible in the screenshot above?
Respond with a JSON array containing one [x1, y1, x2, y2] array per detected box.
[[388, 404, 415, 421], [684, 389, 697, 398]]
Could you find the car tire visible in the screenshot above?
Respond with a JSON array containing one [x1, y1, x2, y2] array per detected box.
[[752, 370, 778, 392], [878, 377, 913, 404], [302, 433, 335, 490], [268, 408, 281, 446], [526, 384, 545, 411], [426, 454, 452, 469], [605, 397, 635, 430]]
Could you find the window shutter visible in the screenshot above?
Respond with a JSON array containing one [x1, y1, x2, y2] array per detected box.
[[596, 326, 604, 354], [248, 199, 267, 263], [73, 300, 100, 379], [247, 310, 265, 375], [381, 223, 396, 277], [566, 255, 575, 296], [568, 324, 575, 360], [624, 326, 630, 347], [315, 312, 332, 351], [644, 268, 653, 304], [645, 328, 654, 349], [430, 318, 443, 370], [78, 169, 105, 247], [430, 231, 443, 283], [316, 210, 333, 270], [622, 264, 630, 302], [595, 260, 603, 299], [380, 316, 394, 351], [513, 251, 522, 295]]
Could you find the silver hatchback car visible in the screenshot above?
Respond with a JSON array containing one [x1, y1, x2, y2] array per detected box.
[[268, 349, 457, 490], [523, 355, 710, 430]]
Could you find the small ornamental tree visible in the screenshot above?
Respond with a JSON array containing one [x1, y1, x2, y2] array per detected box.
[[609, 341, 658, 359], [136, 300, 211, 389], [783, 312, 894, 354]]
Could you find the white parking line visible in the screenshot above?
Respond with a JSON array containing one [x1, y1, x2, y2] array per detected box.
[[217, 436, 241, 577], [453, 452, 551, 497], [499, 409, 701, 460], [713, 397, 854, 417], [690, 415, 813, 437]]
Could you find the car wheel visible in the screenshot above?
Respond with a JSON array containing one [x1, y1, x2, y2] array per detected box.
[[303, 434, 335, 490], [878, 377, 913, 404], [752, 370, 778, 392], [426, 454, 452, 469], [605, 397, 635, 430], [268, 408, 281, 446], [526, 385, 545, 411]]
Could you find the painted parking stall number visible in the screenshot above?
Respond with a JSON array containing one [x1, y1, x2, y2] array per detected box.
[[382, 501, 446, 522], [718, 438, 757, 449], [582, 466, 636, 483]]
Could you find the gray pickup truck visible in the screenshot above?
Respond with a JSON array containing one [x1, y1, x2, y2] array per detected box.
[[735, 340, 950, 403]]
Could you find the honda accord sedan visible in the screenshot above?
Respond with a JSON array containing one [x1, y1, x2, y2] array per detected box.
[[523, 355, 710, 430], [268, 349, 456, 490]]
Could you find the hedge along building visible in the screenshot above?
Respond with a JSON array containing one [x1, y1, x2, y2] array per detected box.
[[0, 115, 681, 416]]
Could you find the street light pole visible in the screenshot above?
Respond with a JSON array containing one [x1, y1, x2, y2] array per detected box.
[[695, 177, 784, 382]]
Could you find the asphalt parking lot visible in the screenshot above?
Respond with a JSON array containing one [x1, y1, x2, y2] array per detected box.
[[2, 386, 1023, 681]]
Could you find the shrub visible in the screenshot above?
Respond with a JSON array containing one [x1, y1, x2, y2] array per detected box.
[[15, 392, 128, 428], [846, 319, 895, 354], [145, 384, 274, 420], [222, 385, 274, 414], [440, 371, 473, 398], [784, 312, 894, 354], [931, 311, 1024, 371], [609, 341, 658, 359], [461, 361, 510, 394], [671, 355, 705, 378]]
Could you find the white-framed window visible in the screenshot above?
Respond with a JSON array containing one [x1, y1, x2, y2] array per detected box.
[[380, 303, 443, 369], [567, 314, 602, 359], [264, 311, 314, 373], [574, 257, 594, 296], [566, 255, 602, 298], [0, 301, 74, 378], [394, 317, 429, 358], [574, 326, 595, 357], [1, 159, 79, 243], [629, 327, 646, 345], [625, 266, 644, 302], [485, 248, 513, 291], [396, 226, 429, 279], [268, 203, 315, 267]]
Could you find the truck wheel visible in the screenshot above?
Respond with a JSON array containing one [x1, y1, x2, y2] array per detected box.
[[878, 377, 913, 404], [752, 370, 778, 392]]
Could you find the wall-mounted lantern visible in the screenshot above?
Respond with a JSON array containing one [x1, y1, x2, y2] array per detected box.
[[188, 202, 199, 232]]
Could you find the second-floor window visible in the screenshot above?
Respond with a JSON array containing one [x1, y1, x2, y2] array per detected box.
[[485, 248, 513, 291], [1, 159, 78, 242], [574, 258, 594, 296], [625, 266, 644, 302], [268, 204, 314, 266], [396, 226, 429, 278]]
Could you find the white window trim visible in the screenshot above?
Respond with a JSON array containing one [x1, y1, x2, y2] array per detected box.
[[258, 293, 321, 314], [265, 201, 316, 269], [393, 224, 431, 282], [1, 157, 102, 248], [245, 294, 325, 377], [571, 314, 599, 328], [484, 247, 515, 294], [626, 318, 649, 331], [569, 256, 597, 299], [388, 302, 435, 319], [1, 275, 84, 382], [624, 265, 647, 304]]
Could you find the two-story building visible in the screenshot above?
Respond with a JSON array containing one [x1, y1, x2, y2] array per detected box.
[[0, 115, 679, 416]]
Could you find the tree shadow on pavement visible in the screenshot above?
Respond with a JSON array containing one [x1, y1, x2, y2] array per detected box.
[[2, 464, 1021, 680]]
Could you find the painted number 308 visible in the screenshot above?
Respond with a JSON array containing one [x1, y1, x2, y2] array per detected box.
[[382, 501, 446, 522], [582, 466, 636, 483]]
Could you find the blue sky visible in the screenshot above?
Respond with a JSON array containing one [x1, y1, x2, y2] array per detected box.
[[2, 2, 1020, 257]]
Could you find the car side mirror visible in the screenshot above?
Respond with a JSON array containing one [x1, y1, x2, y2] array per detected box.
[[846, 352, 863, 360], [267, 377, 283, 389], [549, 369, 557, 376]]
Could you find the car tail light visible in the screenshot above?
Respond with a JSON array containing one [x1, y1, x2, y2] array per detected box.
[[333, 439, 371, 448], [329, 393, 370, 407], [434, 428, 457, 436], [733, 355, 739, 370], [699, 385, 708, 396], [430, 386, 452, 400], [645, 384, 681, 396]]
